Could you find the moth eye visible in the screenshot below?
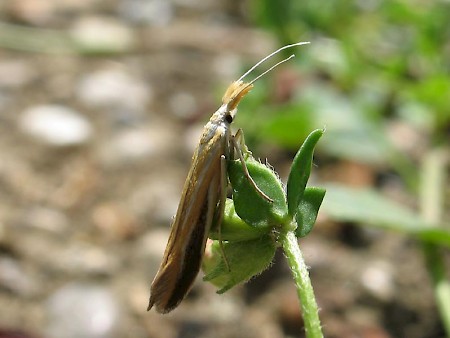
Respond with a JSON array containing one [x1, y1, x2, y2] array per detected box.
[[225, 113, 233, 124]]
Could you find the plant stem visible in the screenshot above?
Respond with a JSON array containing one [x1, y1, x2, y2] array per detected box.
[[279, 229, 323, 338], [0, 22, 74, 53], [420, 148, 450, 336]]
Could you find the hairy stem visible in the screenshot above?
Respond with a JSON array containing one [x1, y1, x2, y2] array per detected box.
[[279, 229, 323, 338]]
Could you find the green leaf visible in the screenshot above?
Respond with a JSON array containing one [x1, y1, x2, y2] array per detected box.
[[228, 156, 288, 228], [322, 184, 450, 247], [295, 187, 326, 238], [209, 199, 268, 242], [202, 235, 276, 294], [286, 128, 324, 217], [259, 105, 313, 148]]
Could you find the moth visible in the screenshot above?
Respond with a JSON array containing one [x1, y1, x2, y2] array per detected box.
[[148, 42, 309, 313]]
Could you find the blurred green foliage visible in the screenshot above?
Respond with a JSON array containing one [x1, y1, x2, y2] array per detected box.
[[244, 1, 450, 332], [239, 0, 449, 170], [237, 0, 450, 241]]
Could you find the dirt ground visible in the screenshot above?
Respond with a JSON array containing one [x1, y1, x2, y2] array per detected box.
[[0, 1, 445, 338]]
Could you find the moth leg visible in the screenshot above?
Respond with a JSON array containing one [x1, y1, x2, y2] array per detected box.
[[233, 129, 250, 158], [231, 132, 274, 203], [216, 155, 230, 271]]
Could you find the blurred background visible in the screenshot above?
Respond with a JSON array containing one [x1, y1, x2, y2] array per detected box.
[[0, 0, 449, 337]]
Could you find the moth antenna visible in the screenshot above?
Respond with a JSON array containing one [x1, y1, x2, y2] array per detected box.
[[246, 54, 295, 87], [226, 42, 309, 109], [237, 41, 310, 82], [229, 54, 295, 103]]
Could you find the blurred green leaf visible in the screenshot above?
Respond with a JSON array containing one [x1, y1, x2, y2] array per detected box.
[[249, 0, 450, 150], [259, 104, 313, 148], [322, 184, 450, 247], [298, 84, 395, 164], [403, 75, 450, 127]]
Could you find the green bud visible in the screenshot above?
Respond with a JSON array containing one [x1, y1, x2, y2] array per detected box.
[[202, 235, 276, 293], [209, 199, 268, 242]]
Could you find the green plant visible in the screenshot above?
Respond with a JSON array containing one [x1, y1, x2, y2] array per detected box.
[[245, 1, 450, 335], [203, 129, 326, 338]]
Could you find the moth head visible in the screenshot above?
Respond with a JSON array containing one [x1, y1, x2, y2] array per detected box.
[[222, 80, 253, 123]]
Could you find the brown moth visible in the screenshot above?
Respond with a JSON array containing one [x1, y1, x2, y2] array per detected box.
[[148, 42, 309, 314]]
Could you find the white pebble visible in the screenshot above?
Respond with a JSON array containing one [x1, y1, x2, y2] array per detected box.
[[46, 283, 120, 338], [20, 105, 92, 146], [119, 0, 173, 26], [77, 69, 152, 110], [70, 16, 135, 53], [360, 260, 394, 301]]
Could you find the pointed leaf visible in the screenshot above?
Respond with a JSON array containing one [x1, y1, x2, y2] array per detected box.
[[295, 187, 326, 237], [286, 129, 324, 216]]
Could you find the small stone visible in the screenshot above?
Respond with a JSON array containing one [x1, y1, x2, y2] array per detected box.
[[53, 242, 119, 275], [46, 283, 120, 338], [360, 260, 394, 301], [70, 16, 135, 53], [106, 128, 156, 161], [77, 68, 151, 110], [118, 0, 173, 26], [0, 60, 36, 89], [19, 105, 92, 146], [96, 123, 176, 166], [20, 207, 69, 234], [0, 257, 38, 297]]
